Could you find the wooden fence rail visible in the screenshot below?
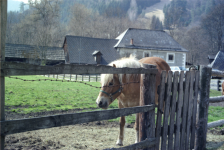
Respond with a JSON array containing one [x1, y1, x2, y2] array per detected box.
[[209, 96, 224, 103], [211, 70, 224, 78], [1, 62, 157, 76], [1, 105, 154, 136]]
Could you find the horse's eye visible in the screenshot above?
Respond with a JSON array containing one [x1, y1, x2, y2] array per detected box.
[[109, 82, 113, 86]]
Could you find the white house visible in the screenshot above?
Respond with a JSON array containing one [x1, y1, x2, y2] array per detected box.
[[114, 28, 188, 68]]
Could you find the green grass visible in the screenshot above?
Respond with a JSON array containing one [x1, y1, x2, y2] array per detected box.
[[208, 106, 224, 123], [5, 76, 117, 114], [208, 90, 224, 124], [5, 76, 224, 124], [210, 89, 222, 97]]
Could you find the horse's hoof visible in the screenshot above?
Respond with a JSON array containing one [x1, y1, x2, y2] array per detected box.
[[116, 143, 123, 146], [116, 140, 123, 146]]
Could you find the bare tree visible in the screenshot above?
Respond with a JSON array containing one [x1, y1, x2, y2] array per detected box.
[[201, 2, 224, 51]]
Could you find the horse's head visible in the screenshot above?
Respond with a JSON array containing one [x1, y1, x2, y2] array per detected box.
[[96, 64, 122, 109]]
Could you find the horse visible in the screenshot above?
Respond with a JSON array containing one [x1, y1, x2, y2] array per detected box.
[[222, 81, 224, 95], [96, 55, 170, 146]]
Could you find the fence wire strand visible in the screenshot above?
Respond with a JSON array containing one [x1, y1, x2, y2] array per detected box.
[[7, 76, 140, 89]]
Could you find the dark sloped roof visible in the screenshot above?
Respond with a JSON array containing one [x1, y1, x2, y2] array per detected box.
[[115, 28, 188, 52], [65, 36, 119, 65], [209, 50, 224, 70], [5, 43, 65, 60]]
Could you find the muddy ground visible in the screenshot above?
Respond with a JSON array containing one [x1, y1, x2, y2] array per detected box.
[[4, 104, 224, 150]]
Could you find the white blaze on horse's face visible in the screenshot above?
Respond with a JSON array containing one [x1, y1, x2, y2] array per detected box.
[[96, 74, 121, 109]]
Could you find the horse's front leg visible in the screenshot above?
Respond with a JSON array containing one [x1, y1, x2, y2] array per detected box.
[[134, 113, 139, 143], [116, 101, 125, 146], [116, 116, 125, 146]]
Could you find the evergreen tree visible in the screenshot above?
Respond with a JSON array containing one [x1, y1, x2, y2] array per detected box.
[[163, 0, 189, 29], [205, 0, 216, 14]]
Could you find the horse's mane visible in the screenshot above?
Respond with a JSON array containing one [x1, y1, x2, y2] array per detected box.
[[101, 55, 143, 86]]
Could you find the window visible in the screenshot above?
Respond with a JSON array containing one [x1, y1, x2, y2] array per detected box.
[[145, 53, 149, 57], [169, 55, 173, 61], [143, 51, 151, 58], [166, 53, 175, 63]]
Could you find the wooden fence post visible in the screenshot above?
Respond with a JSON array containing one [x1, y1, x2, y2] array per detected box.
[[196, 66, 211, 150], [0, 0, 7, 149], [96, 75, 98, 82], [89, 75, 90, 82], [76, 74, 77, 81], [139, 64, 156, 150], [70, 74, 72, 81]]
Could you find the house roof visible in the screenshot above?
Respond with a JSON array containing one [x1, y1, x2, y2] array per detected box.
[[64, 36, 119, 64], [5, 43, 65, 60], [114, 28, 188, 52], [209, 50, 224, 71]]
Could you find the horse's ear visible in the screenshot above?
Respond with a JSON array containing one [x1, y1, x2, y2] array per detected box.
[[113, 64, 116, 68]]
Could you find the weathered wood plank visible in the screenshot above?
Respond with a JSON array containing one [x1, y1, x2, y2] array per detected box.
[[190, 71, 199, 149], [174, 71, 184, 150], [148, 73, 156, 150], [1, 62, 158, 76], [197, 66, 212, 150], [104, 138, 157, 150], [1, 105, 154, 136], [207, 119, 224, 128], [0, 0, 7, 149], [139, 71, 149, 145], [185, 71, 195, 150], [161, 71, 173, 150], [209, 96, 224, 103], [168, 71, 179, 150], [180, 71, 191, 149], [139, 64, 156, 150], [155, 71, 166, 150]]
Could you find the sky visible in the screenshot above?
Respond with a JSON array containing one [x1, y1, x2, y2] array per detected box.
[[8, 0, 29, 12]]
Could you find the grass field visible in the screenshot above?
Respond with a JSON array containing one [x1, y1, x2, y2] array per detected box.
[[5, 76, 224, 124]]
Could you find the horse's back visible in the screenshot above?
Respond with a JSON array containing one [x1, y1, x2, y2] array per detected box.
[[139, 57, 171, 72]]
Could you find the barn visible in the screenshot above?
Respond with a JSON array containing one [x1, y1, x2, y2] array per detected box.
[[62, 36, 120, 65], [5, 43, 65, 65]]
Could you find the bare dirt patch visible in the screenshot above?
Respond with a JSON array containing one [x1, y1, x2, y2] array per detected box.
[[5, 121, 136, 150], [5, 109, 137, 150]]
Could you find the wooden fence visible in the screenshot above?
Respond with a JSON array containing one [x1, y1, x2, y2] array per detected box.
[[0, 61, 202, 150], [0, 61, 159, 150], [207, 70, 224, 129]]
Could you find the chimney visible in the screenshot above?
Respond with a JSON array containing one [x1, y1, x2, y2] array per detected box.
[[130, 39, 133, 45]]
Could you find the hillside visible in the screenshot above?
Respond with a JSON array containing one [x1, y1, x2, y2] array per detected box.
[[145, 0, 172, 23]]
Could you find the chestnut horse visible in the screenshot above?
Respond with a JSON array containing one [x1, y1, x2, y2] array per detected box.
[[96, 55, 170, 146], [222, 81, 224, 95]]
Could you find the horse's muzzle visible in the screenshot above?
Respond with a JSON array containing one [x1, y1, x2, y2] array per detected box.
[[97, 100, 108, 109]]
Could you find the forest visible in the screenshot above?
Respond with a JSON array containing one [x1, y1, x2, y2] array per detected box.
[[6, 0, 224, 65]]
